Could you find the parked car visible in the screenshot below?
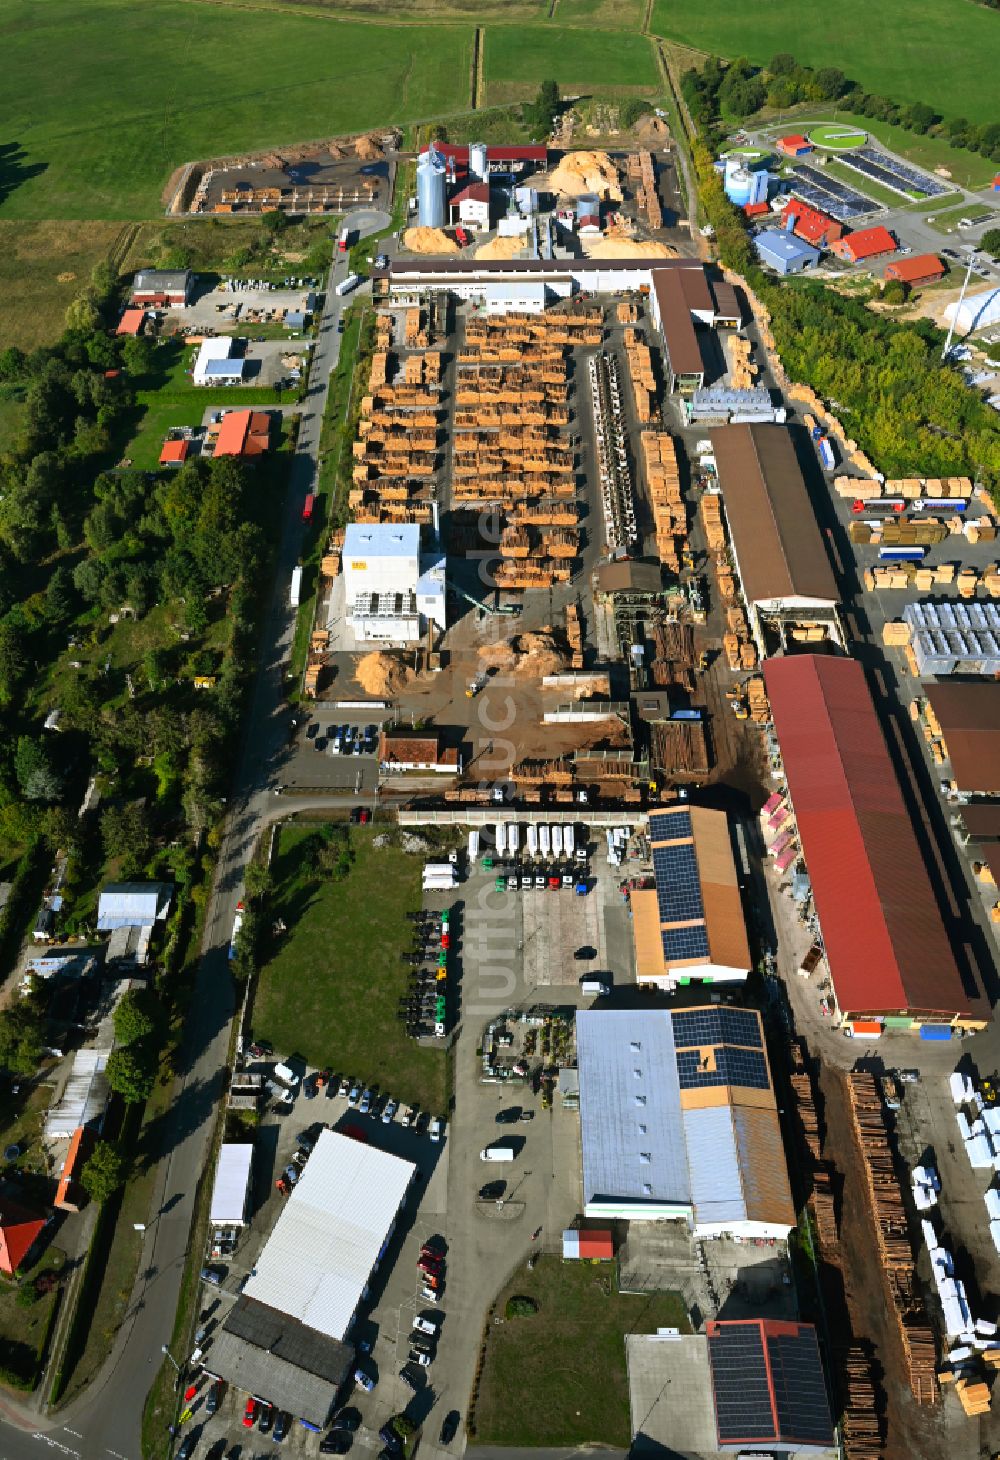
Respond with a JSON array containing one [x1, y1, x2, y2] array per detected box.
[[439, 1411, 461, 1445], [320, 1433, 352, 1455], [273, 1411, 291, 1443], [200, 1265, 224, 1285], [283, 1164, 299, 1186], [243, 1398, 258, 1428], [338, 1076, 351, 1097], [479, 1180, 506, 1200], [414, 1111, 429, 1136], [496, 1107, 520, 1125], [303, 1075, 318, 1100], [381, 1097, 398, 1125], [420, 1283, 441, 1304], [258, 1402, 274, 1434], [330, 1408, 361, 1433], [421, 1236, 446, 1256], [359, 1089, 372, 1115], [410, 1337, 435, 1357], [429, 1116, 443, 1143], [407, 1348, 432, 1367], [413, 1314, 437, 1335], [418, 1255, 444, 1276], [348, 1081, 361, 1105], [176, 1437, 197, 1460], [206, 1379, 224, 1414], [400, 1105, 415, 1128], [354, 1367, 375, 1393], [378, 1424, 404, 1452]]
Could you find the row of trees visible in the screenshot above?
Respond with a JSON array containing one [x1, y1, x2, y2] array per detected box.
[[681, 51, 1000, 163]]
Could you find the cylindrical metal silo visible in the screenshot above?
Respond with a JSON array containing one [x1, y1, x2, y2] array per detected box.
[[469, 142, 489, 182], [417, 146, 448, 229]]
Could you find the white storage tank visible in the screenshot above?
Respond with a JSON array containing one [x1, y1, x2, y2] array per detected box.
[[469, 142, 489, 182], [526, 824, 539, 857], [417, 145, 448, 229], [552, 826, 563, 857]]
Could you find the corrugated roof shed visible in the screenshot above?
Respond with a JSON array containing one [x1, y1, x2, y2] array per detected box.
[[213, 1296, 353, 1426], [764, 654, 978, 1020], [651, 269, 704, 379], [44, 1049, 111, 1139], [924, 680, 1000, 791], [97, 882, 172, 929], [710, 425, 838, 608], [243, 1129, 414, 1341]]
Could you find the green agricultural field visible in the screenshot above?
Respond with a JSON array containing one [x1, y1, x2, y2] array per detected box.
[[484, 25, 658, 105], [553, 0, 647, 31], [253, 825, 448, 1115], [0, 221, 129, 349], [0, 0, 473, 220], [651, 0, 998, 127]]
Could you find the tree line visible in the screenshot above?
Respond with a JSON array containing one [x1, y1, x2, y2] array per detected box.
[[682, 52, 1000, 164]]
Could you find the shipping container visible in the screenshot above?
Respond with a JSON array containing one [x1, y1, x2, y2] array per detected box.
[[301, 493, 315, 523], [920, 1024, 953, 1041], [289, 565, 303, 607], [878, 546, 926, 562]]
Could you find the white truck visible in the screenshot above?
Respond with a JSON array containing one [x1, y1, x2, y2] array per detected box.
[[507, 822, 519, 854], [552, 825, 563, 857], [335, 273, 360, 297], [480, 1145, 516, 1162], [526, 824, 539, 858], [290, 565, 303, 608], [468, 829, 480, 862]]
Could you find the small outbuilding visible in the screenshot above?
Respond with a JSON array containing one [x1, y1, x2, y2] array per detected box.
[[131, 269, 193, 307], [562, 1228, 614, 1260], [213, 408, 271, 459], [884, 253, 945, 287], [0, 1199, 46, 1276], [116, 309, 146, 336], [210, 1143, 254, 1228], [159, 438, 190, 466], [777, 134, 813, 157]]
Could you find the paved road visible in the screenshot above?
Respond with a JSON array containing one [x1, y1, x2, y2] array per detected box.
[[0, 208, 389, 1460]]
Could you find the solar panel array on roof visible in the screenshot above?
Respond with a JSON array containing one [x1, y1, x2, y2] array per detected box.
[[671, 1006, 762, 1050], [709, 1325, 775, 1442], [676, 1046, 770, 1091], [650, 808, 692, 839], [767, 1329, 836, 1444], [662, 925, 711, 962], [653, 841, 704, 923]]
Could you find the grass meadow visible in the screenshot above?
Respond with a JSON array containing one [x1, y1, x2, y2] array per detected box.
[[650, 0, 998, 127]]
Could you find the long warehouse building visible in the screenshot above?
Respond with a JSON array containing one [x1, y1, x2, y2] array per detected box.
[[710, 425, 841, 653], [764, 654, 984, 1030]]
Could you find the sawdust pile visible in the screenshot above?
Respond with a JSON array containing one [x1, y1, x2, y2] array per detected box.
[[56, 271, 77, 283], [549, 150, 622, 202], [354, 133, 383, 161], [478, 630, 568, 679], [403, 226, 460, 255], [475, 233, 528, 260], [328, 143, 345, 160], [635, 115, 670, 147], [356, 651, 413, 698], [584, 239, 677, 259]]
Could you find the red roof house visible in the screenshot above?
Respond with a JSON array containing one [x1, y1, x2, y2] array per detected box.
[[159, 438, 191, 466], [832, 225, 897, 262], [777, 134, 813, 157], [782, 200, 843, 247], [884, 253, 945, 287], [744, 201, 770, 219], [116, 309, 146, 336], [213, 409, 271, 459], [763, 654, 980, 1024], [0, 1198, 46, 1275]]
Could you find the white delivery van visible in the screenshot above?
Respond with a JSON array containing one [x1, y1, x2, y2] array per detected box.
[[480, 1145, 516, 1162], [273, 1062, 300, 1089], [580, 977, 611, 997]]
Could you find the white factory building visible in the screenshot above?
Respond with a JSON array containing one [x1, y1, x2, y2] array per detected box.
[[243, 1129, 415, 1341], [193, 336, 246, 387], [343, 522, 446, 643], [576, 1008, 795, 1239]]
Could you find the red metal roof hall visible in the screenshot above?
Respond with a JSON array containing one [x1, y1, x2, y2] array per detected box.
[[763, 654, 981, 1024]]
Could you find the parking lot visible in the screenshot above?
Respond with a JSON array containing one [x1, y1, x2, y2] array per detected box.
[[169, 280, 324, 335], [280, 711, 382, 794]]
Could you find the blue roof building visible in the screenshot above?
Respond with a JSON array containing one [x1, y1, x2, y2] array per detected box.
[[754, 229, 821, 275]]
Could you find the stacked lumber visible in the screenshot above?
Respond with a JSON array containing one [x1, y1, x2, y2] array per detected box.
[[701, 492, 726, 552], [729, 335, 756, 389], [839, 1347, 882, 1459], [955, 1378, 990, 1415], [565, 602, 584, 669], [623, 328, 658, 424], [650, 718, 709, 776], [616, 300, 638, 324], [746, 676, 769, 724], [650, 621, 696, 690], [630, 151, 661, 230], [846, 1072, 938, 1402], [641, 433, 686, 570]]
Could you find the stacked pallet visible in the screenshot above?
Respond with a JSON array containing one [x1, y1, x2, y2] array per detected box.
[[616, 300, 638, 324], [700, 492, 726, 552], [465, 308, 603, 349], [375, 312, 392, 350], [404, 308, 428, 349], [630, 151, 661, 230], [509, 499, 579, 527], [641, 433, 686, 570]]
